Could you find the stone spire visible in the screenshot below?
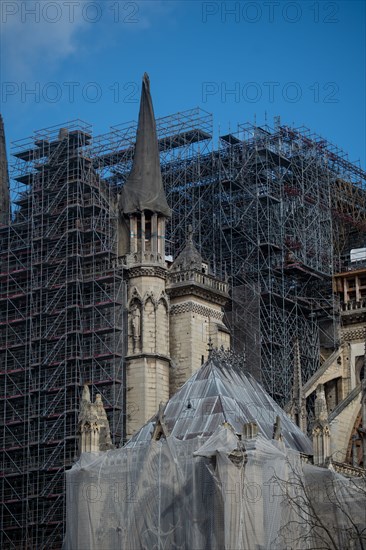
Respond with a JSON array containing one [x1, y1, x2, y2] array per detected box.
[[119, 73, 171, 217], [314, 384, 328, 424], [289, 338, 307, 433], [0, 115, 10, 226], [78, 385, 114, 454], [312, 384, 331, 465], [170, 225, 204, 272]]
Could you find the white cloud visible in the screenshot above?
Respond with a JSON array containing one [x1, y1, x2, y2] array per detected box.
[[0, 1, 179, 81], [131, 0, 178, 30], [0, 0, 89, 80]]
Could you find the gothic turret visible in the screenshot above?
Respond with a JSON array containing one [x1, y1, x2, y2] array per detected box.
[[167, 226, 230, 394], [170, 225, 203, 272], [121, 75, 171, 439], [0, 115, 10, 226], [78, 385, 114, 454], [312, 384, 331, 465], [118, 73, 170, 263]]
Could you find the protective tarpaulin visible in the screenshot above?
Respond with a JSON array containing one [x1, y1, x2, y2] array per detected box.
[[64, 432, 366, 549], [64, 352, 366, 549], [118, 73, 171, 217], [127, 351, 312, 455]]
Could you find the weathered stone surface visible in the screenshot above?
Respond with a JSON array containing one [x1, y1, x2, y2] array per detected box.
[[78, 385, 114, 454]]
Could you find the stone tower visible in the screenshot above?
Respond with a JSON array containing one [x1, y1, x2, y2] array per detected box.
[[167, 226, 230, 394], [0, 114, 10, 226], [119, 74, 172, 438], [118, 74, 230, 439]]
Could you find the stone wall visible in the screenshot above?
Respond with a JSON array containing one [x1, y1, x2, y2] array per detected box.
[[169, 297, 229, 395], [126, 357, 170, 438]]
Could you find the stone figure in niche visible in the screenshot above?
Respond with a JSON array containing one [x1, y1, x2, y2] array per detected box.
[[131, 304, 141, 352], [82, 384, 91, 403]]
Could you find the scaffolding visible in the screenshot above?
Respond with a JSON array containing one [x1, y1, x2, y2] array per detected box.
[[74, 108, 366, 404], [1, 109, 366, 548], [0, 121, 125, 548]]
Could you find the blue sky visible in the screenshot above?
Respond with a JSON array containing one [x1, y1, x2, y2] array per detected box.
[[1, 0, 365, 168]]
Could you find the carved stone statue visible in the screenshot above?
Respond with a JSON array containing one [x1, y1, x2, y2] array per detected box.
[[82, 384, 91, 403], [131, 304, 141, 351]]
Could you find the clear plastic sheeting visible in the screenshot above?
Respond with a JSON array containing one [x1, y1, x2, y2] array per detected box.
[[64, 429, 366, 550], [300, 464, 366, 549], [127, 351, 312, 455], [64, 352, 366, 549]]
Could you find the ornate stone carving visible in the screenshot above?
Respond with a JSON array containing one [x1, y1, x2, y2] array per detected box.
[[130, 304, 141, 352], [128, 266, 167, 280], [312, 384, 331, 465], [341, 327, 365, 342], [170, 301, 223, 320], [143, 291, 156, 306], [78, 385, 114, 454], [157, 290, 170, 311], [128, 286, 143, 306]]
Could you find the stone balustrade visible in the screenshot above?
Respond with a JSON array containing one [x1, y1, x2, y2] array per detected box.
[[168, 269, 228, 294], [341, 299, 366, 313], [113, 252, 164, 268]]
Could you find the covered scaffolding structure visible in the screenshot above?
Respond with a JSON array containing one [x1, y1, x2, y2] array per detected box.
[[162, 113, 366, 405]]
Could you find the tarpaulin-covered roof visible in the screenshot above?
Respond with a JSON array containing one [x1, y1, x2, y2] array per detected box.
[[126, 349, 313, 455], [64, 349, 366, 550]]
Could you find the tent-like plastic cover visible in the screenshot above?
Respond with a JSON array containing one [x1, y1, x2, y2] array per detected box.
[[126, 352, 312, 453], [64, 352, 366, 549]]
